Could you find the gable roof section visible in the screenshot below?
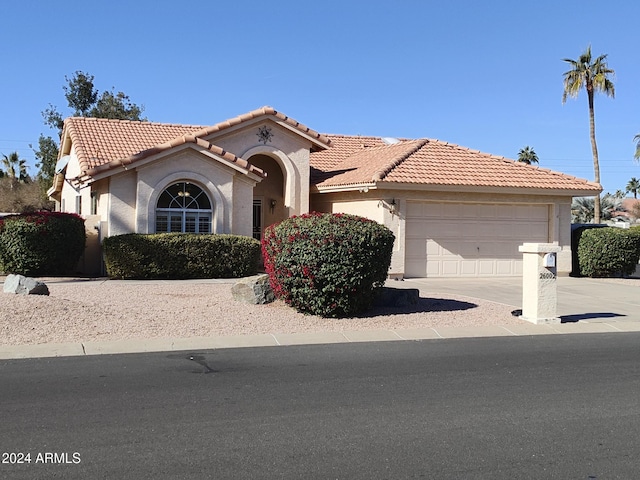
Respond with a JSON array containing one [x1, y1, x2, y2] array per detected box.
[[65, 116, 207, 173], [61, 106, 330, 184], [82, 132, 265, 180], [310, 135, 601, 193], [188, 106, 332, 150]]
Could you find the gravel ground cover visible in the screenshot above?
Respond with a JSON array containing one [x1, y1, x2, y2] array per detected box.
[[3, 276, 637, 347], [0, 279, 521, 346]]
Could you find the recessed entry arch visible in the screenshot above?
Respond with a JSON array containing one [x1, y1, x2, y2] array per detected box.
[[247, 152, 287, 240], [242, 145, 297, 210]]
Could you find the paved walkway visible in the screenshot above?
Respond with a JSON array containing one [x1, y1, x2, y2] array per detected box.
[[1, 275, 639, 360]]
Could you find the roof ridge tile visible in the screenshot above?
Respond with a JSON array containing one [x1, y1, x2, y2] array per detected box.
[[372, 139, 429, 181]]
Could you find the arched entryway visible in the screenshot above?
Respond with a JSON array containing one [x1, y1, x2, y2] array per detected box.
[[248, 154, 286, 240]]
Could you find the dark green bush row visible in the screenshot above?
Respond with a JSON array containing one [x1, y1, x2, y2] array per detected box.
[[103, 233, 261, 279], [262, 212, 395, 318], [0, 211, 86, 276], [577, 226, 640, 277]]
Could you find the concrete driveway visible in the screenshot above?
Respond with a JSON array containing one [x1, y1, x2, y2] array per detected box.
[[401, 276, 640, 323]]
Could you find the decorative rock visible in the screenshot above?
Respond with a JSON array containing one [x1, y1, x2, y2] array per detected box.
[[3, 274, 50, 296], [231, 274, 275, 304], [373, 287, 420, 308]]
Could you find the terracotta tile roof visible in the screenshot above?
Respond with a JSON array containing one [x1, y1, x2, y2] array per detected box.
[[311, 136, 601, 192], [84, 134, 266, 179], [310, 137, 426, 186], [189, 106, 332, 148], [65, 106, 329, 181], [307, 134, 394, 172], [61, 110, 600, 194], [65, 117, 207, 173]]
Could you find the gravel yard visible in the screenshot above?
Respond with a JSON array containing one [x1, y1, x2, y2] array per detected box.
[[0, 278, 521, 346]]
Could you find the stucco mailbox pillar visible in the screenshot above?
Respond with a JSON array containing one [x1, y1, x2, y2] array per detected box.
[[518, 243, 562, 324]]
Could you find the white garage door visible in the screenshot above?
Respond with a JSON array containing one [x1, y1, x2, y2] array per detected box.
[[405, 202, 549, 277]]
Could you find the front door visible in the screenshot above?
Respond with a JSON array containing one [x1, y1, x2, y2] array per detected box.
[[252, 199, 263, 240]]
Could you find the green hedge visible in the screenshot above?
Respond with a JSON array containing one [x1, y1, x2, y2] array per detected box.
[[262, 212, 395, 318], [577, 227, 640, 277], [0, 211, 86, 276], [103, 233, 260, 279]]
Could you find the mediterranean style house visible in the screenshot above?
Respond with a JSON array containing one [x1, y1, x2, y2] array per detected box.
[[48, 106, 601, 278]]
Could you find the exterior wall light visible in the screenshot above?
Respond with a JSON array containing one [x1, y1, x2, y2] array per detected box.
[[389, 198, 397, 215], [378, 198, 398, 216]]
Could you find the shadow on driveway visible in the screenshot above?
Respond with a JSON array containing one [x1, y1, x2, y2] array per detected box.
[[561, 312, 627, 323], [356, 297, 477, 318]]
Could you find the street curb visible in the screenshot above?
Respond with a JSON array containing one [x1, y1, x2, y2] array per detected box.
[[3, 322, 640, 360]]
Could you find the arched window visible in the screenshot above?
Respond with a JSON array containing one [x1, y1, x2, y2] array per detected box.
[[155, 182, 212, 233]]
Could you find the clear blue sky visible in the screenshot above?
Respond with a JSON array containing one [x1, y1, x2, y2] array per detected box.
[[1, 0, 639, 195]]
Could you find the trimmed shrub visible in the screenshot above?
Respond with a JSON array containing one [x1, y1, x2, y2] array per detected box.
[[577, 227, 640, 277], [0, 211, 86, 276], [570, 224, 607, 276], [262, 212, 395, 318], [103, 233, 260, 279]]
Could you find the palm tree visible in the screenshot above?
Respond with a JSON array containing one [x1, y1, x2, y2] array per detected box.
[[562, 45, 615, 224], [517, 146, 539, 165], [1, 152, 29, 186], [571, 194, 621, 223], [627, 177, 640, 199]]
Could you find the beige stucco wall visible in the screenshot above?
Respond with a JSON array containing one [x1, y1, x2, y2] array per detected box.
[[59, 150, 92, 216], [232, 176, 256, 237], [107, 171, 138, 236], [134, 147, 260, 236], [204, 120, 312, 216], [312, 189, 575, 277], [61, 145, 262, 239], [312, 193, 404, 276]]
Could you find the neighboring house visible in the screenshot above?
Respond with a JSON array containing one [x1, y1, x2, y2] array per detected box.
[[612, 198, 640, 224], [48, 106, 601, 278]]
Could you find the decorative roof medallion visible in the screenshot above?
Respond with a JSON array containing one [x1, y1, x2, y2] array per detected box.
[[257, 125, 273, 144]]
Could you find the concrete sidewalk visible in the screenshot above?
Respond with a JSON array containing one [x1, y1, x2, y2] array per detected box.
[[1, 275, 639, 360]]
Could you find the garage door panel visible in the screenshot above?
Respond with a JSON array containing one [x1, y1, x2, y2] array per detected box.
[[496, 260, 514, 275], [405, 201, 549, 277], [460, 261, 478, 275], [440, 203, 461, 218], [478, 204, 498, 218], [456, 242, 479, 257], [406, 238, 427, 256], [442, 261, 459, 276], [406, 223, 427, 238], [425, 240, 440, 256], [426, 260, 440, 276], [478, 260, 496, 275]]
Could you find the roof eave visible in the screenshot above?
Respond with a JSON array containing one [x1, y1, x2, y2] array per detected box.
[[314, 181, 602, 197], [81, 141, 265, 184], [195, 107, 331, 151], [47, 173, 65, 197]]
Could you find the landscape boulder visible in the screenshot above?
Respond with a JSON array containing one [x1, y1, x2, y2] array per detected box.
[[373, 287, 419, 308], [231, 274, 275, 305], [3, 274, 50, 296]]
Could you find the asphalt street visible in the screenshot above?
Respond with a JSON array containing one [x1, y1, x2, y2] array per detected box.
[[1, 334, 640, 479]]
